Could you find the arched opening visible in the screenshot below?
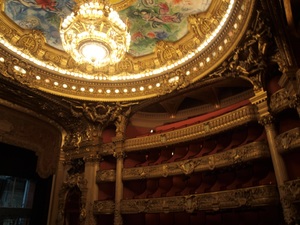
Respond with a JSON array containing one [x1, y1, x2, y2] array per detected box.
[[64, 186, 82, 225]]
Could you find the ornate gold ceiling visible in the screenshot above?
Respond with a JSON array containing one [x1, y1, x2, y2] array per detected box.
[[0, 0, 254, 101]]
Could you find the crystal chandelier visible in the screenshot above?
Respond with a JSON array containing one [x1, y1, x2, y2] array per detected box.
[[60, 0, 131, 68]]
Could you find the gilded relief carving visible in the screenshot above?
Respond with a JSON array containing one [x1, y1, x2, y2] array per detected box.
[[97, 169, 116, 183], [189, 1, 227, 40], [63, 101, 136, 152], [210, 9, 275, 93], [283, 179, 300, 202], [184, 195, 197, 213], [179, 160, 196, 175], [97, 141, 269, 182], [93, 185, 278, 214], [0, 20, 17, 41], [156, 41, 181, 65], [289, 95, 300, 109], [276, 127, 300, 153], [93, 200, 115, 214], [278, 183, 300, 225], [270, 89, 290, 113], [269, 81, 299, 115], [43, 51, 63, 65], [16, 30, 45, 53]]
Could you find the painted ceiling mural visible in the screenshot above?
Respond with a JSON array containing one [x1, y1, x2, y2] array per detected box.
[[4, 0, 212, 57]]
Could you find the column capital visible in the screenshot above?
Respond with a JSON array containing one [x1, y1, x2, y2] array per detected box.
[[113, 151, 126, 159], [83, 153, 101, 163], [249, 89, 274, 123], [258, 114, 274, 126]]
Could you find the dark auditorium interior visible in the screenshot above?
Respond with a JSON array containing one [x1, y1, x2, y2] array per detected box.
[[0, 0, 300, 225]]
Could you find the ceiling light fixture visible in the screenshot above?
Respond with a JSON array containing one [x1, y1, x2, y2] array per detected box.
[[60, 0, 131, 68]]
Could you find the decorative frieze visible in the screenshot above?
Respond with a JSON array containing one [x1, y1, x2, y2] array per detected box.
[[93, 185, 278, 214], [96, 142, 269, 182], [276, 127, 300, 154]]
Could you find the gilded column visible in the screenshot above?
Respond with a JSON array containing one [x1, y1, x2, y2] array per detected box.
[[113, 137, 126, 225], [251, 90, 299, 224], [111, 105, 133, 225]]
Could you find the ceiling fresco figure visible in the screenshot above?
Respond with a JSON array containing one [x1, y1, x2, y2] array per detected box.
[[5, 0, 73, 48], [122, 0, 212, 56], [4, 0, 212, 56]]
